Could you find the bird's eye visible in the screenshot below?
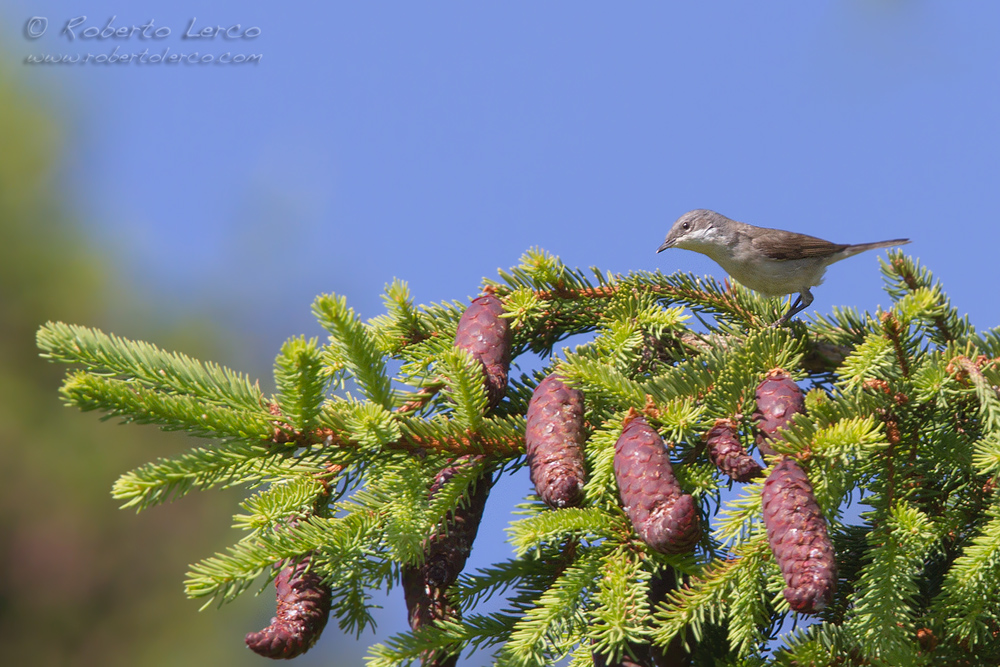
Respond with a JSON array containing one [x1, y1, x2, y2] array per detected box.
[[682, 222, 690, 230]]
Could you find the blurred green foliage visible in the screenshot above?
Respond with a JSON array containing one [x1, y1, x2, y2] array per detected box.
[[0, 58, 263, 665]]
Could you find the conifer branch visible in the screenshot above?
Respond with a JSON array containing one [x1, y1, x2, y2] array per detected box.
[[37, 321, 264, 410], [313, 293, 393, 408], [36, 249, 1000, 664], [881, 250, 970, 346], [112, 440, 334, 511], [524, 272, 771, 328], [949, 355, 1000, 433], [273, 336, 327, 433], [61, 371, 274, 440], [845, 502, 938, 664], [437, 347, 490, 433], [507, 508, 624, 558], [367, 614, 516, 667], [933, 504, 1000, 647], [588, 549, 657, 664], [370, 279, 433, 353], [186, 512, 377, 606], [649, 540, 770, 652], [497, 556, 604, 666], [234, 477, 330, 536]]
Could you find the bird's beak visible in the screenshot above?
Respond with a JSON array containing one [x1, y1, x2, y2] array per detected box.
[[656, 239, 673, 253]]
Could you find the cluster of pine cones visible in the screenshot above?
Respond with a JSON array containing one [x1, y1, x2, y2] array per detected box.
[[246, 295, 837, 659], [529, 364, 836, 616]]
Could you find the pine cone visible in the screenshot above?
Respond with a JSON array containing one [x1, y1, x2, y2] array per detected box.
[[403, 458, 490, 667], [454, 295, 512, 409], [614, 417, 700, 554], [402, 564, 457, 633], [525, 374, 587, 508], [704, 418, 763, 483], [423, 458, 492, 589], [753, 369, 805, 456], [245, 555, 332, 659], [761, 458, 836, 614], [404, 457, 492, 626], [401, 564, 460, 667]]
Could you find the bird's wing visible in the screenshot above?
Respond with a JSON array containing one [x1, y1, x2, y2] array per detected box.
[[747, 228, 848, 260]]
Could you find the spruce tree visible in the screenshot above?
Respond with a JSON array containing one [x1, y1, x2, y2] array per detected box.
[[36, 248, 1000, 665]]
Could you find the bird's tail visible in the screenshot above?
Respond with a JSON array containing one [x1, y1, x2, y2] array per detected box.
[[843, 238, 910, 256]]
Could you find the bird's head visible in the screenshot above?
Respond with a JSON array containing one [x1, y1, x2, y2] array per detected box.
[[657, 209, 729, 254]]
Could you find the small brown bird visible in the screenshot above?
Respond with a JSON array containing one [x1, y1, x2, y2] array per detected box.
[[657, 209, 909, 323]]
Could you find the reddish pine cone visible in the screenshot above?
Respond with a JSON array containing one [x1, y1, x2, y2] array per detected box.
[[753, 369, 806, 456], [614, 417, 700, 554], [245, 555, 332, 659], [705, 418, 763, 483], [454, 295, 512, 409], [422, 458, 492, 589], [761, 458, 837, 614], [404, 457, 492, 633], [401, 568, 459, 667], [402, 565, 456, 633], [525, 374, 587, 508]]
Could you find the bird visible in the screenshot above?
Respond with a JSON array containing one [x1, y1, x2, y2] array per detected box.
[[657, 209, 910, 324]]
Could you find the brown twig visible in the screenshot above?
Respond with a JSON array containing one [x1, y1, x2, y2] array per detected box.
[[880, 312, 911, 378], [274, 425, 523, 458], [884, 416, 902, 508], [395, 383, 444, 415]]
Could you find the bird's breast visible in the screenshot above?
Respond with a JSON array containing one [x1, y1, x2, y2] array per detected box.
[[713, 253, 829, 298]]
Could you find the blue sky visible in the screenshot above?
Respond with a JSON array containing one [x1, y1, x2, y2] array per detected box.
[[5, 2, 1000, 664]]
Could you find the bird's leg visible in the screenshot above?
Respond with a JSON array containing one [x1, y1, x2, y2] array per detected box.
[[777, 289, 814, 325], [786, 294, 804, 317], [772, 296, 800, 327]]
